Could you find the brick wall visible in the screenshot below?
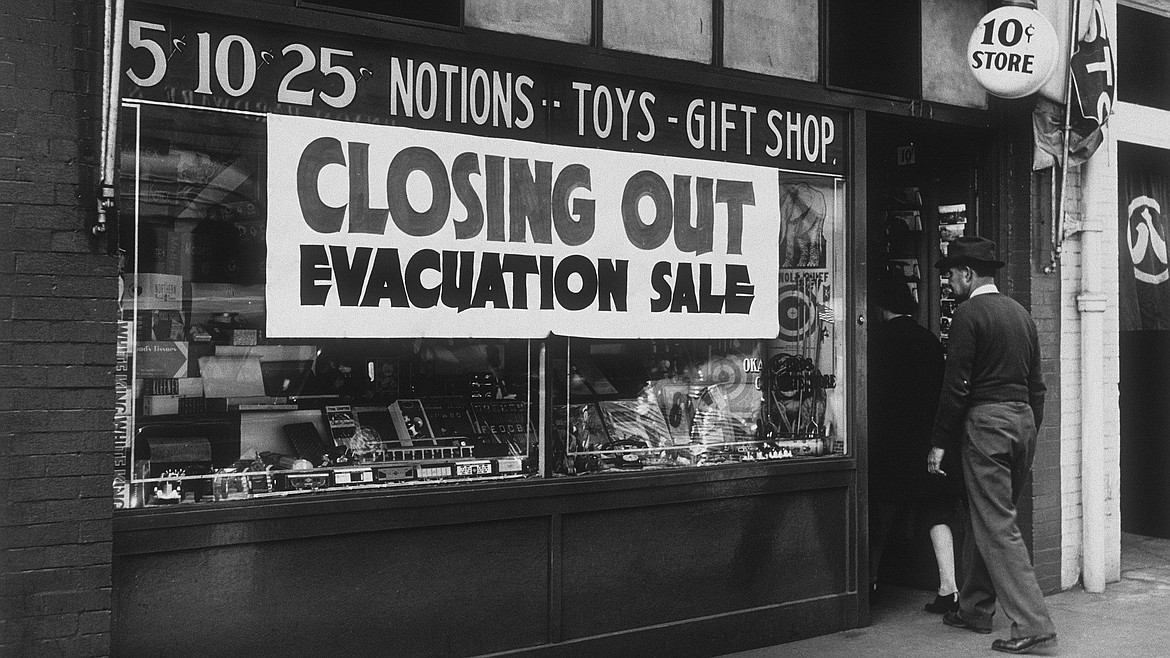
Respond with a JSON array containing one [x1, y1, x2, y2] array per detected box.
[[0, 1, 115, 655], [1030, 179, 1064, 595], [1056, 169, 1086, 590], [997, 102, 1064, 595]]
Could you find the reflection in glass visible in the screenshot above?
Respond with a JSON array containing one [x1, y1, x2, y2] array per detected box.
[[551, 174, 848, 475], [116, 104, 540, 508], [113, 103, 850, 508]]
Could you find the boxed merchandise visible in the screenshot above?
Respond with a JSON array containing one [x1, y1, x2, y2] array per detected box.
[[142, 379, 178, 396], [652, 381, 695, 445], [142, 394, 180, 416], [136, 341, 189, 378], [130, 273, 183, 310], [229, 329, 259, 346], [389, 399, 434, 446], [136, 310, 186, 341], [177, 378, 204, 397], [331, 466, 374, 486]]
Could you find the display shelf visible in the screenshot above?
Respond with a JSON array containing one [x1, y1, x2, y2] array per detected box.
[[248, 473, 530, 498], [114, 456, 857, 539]]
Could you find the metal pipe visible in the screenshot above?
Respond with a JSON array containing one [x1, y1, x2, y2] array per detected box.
[[96, 0, 115, 233], [96, 0, 125, 235], [1054, 0, 1083, 259], [99, 0, 114, 172], [1078, 166, 1108, 593], [1076, 0, 1114, 596], [104, 0, 125, 181], [1079, 262, 1107, 593]]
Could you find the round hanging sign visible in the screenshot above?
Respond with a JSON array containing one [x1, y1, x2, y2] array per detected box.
[[967, 5, 1059, 99]]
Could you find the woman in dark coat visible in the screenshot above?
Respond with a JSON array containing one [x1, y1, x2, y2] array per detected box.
[[868, 273, 964, 613]]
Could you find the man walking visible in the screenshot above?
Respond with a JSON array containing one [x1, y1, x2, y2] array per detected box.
[[926, 237, 1056, 654]]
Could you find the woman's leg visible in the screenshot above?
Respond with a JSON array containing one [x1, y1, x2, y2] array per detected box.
[[930, 522, 959, 595]]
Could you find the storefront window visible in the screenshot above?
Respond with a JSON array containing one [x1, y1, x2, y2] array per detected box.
[[115, 104, 541, 507], [114, 102, 848, 508], [552, 175, 849, 475], [1118, 5, 1170, 112], [113, 0, 852, 507]]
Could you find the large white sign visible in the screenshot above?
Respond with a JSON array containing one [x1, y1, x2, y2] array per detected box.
[[266, 114, 781, 339], [968, 5, 1059, 99]]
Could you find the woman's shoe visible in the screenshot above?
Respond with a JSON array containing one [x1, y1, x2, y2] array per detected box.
[[925, 592, 959, 614]]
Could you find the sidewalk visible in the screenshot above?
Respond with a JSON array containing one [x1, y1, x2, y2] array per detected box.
[[724, 532, 1170, 657]]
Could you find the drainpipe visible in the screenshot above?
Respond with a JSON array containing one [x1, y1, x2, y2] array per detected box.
[[1077, 118, 1112, 594], [1076, 0, 1116, 596], [96, 0, 125, 235], [1078, 202, 1107, 594]]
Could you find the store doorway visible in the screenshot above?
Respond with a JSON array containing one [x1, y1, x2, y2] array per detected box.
[[865, 115, 991, 595], [1118, 142, 1170, 540]]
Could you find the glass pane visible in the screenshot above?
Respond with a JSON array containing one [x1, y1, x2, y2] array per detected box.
[[826, 0, 920, 98], [302, 0, 461, 26], [1118, 5, 1170, 112], [115, 104, 541, 509], [551, 175, 848, 474]]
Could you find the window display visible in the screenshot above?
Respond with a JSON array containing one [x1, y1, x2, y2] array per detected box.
[[552, 176, 849, 475], [113, 104, 850, 507], [115, 50, 851, 508], [115, 105, 541, 508]]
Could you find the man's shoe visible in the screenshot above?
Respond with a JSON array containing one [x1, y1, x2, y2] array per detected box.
[[942, 611, 992, 634], [991, 633, 1057, 654]]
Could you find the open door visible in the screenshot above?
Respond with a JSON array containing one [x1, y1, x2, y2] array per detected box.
[[865, 114, 992, 591]]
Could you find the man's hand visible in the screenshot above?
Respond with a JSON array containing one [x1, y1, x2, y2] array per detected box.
[[927, 447, 946, 476]]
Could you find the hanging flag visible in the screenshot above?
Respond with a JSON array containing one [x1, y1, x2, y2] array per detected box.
[[1033, 96, 1103, 169], [1119, 144, 1170, 332], [1036, 0, 1094, 103], [1033, 0, 1115, 169], [1069, 0, 1115, 142]]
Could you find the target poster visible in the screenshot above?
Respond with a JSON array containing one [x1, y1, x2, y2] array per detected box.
[[769, 176, 845, 441]]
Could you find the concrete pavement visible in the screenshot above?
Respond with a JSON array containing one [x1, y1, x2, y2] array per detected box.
[[723, 532, 1170, 657]]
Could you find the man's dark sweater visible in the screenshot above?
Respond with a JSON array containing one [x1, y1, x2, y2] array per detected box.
[[931, 292, 1046, 452]]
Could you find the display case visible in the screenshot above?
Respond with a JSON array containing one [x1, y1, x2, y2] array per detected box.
[[551, 335, 846, 475], [548, 174, 851, 475], [115, 67, 850, 509], [115, 105, 545, 507]]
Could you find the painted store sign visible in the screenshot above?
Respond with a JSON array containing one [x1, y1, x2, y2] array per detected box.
[[121, 8, 848, 340], [121, 8, 847, 174]]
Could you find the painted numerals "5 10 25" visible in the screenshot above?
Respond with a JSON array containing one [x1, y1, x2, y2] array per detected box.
[[125, 20, 369, 109]]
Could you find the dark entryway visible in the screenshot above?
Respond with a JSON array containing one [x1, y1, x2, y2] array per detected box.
[[1118, 141, 1170, 539], [865, 114, 991, 591]]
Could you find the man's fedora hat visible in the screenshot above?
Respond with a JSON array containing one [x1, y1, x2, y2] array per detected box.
[[934, 236, 1005, 270]]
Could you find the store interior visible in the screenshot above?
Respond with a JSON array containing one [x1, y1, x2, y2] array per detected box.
[[866, 114, 990, 591]]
